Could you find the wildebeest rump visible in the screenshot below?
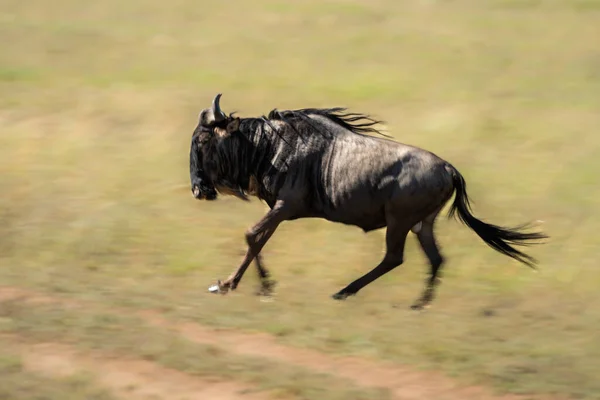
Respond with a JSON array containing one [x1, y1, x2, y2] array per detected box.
[[190, 94, 547, 310]]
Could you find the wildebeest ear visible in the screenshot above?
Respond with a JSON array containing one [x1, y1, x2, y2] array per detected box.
[[213, 118, 240, 138], [226, 118, 240, 134]]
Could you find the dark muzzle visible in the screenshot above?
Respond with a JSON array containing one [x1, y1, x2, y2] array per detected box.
[[191, 182, 218, 201]]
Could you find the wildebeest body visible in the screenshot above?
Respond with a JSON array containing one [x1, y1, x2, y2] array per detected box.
[[198, 113, 453, 231], [313, 128, 453, 232], [190, 94, 547, 309]]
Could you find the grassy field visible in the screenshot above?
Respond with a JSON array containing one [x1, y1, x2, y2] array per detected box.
[[1, 0, 600, 399], [0, 338, 115, 400]]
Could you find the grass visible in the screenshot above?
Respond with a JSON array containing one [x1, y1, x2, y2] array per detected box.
[[0, 299, 389, 400], [0, 339, 115, 400], [1, 0, 600, 398]]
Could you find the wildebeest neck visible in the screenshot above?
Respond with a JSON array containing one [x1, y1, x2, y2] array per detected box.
[[209, 119, 287, 203]]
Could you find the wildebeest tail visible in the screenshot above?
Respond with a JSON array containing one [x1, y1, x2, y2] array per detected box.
[[446, 164, 548, 268]]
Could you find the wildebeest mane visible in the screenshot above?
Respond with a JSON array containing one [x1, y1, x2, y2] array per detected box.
[[264, 107, 390, 140], [204, 106, 389, 202]]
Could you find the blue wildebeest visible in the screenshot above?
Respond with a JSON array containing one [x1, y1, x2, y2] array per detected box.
[[190, 94, 547, 310]]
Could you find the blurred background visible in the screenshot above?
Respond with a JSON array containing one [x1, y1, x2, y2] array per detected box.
[[1, 1, 599, 399]]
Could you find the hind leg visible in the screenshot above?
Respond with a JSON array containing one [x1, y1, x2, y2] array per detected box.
[[332, 205, 410, 299], [411, 211, 445, 310]]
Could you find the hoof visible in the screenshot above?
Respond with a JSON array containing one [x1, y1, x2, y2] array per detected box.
[[255, 279, 277, 297], [331, 291, 354, 301], [410, 302, 431, 311], [208, 280, 230, 295]]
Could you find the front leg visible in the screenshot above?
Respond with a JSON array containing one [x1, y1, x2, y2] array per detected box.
[[253, 254, 277, 296], [210, 200, 290, 295]]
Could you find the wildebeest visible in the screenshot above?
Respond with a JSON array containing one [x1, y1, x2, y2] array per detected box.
[[190, 93, 547, 310]]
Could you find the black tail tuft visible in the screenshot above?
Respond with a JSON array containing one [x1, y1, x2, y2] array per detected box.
[[446, 165, 548, 268]]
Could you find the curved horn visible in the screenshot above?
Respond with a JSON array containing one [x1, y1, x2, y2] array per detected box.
[[212, 93, 227, 122]]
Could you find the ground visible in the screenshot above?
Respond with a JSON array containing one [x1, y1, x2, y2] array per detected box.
[[1, 1, 600, 399]]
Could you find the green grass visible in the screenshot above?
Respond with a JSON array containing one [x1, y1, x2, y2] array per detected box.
[[0, 300, 389, 400], [0, 341, 115, 400], [1, 0, 600, 398]]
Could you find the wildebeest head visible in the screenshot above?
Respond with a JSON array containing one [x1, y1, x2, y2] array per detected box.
[[189, 93, 243, 201]]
